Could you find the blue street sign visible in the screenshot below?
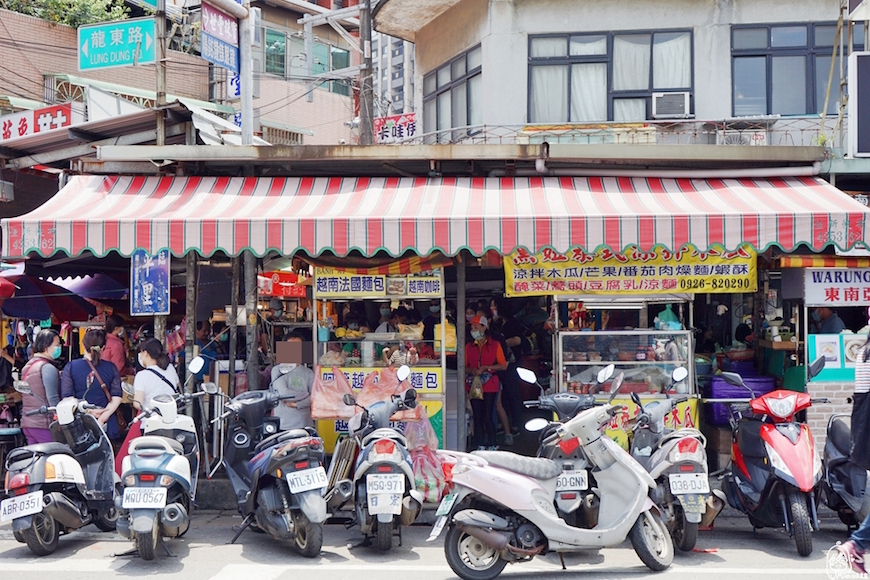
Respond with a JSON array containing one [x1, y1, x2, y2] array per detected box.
[[201, 31, 240, 74], [228, 73, 241, 101], [131, 249, 171, 316], [78, 17, 156, 71]]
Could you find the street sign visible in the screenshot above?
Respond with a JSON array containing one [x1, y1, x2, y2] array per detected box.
[[202, 2, 239, 46], [78, 17, 156, 71], [228, 73, 241, 101], [202, 32, 240, 73], [131, 249, 170, 316]]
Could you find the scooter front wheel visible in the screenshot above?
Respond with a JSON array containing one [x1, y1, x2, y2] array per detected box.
[[630, 511, 674, 571], [788, 489, 813, 557], [135, 517, 160, 561], [444, 524, 507, 580], [24, 513, 60, 556]]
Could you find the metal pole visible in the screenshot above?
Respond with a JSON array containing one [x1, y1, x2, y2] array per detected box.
[[456, 255, 466, 452], [304, 22, 313, 103], [240, 2, 254, 145], [156, 0, 166, 146], [229, 256, 239, 397], [244, 251, 259, 391], [359, 0, 374, 145], [155, 250, 168, 347], [185, 252, 196, 394]]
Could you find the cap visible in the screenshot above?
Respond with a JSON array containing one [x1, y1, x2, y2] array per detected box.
[[471, 315, 488, 327]]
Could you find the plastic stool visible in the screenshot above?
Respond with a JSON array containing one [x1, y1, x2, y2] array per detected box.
[[0, 427, 24, 477]]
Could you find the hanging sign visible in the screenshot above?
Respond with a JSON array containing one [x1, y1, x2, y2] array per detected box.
[[804, 268, 870, 306], [131, 249, 170, 316], [258, 271, 307, 298], [504, 244, 757, 297], [314, 268, 443, 299]]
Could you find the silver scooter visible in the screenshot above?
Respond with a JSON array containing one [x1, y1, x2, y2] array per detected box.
[[429, 375, 673, 580]]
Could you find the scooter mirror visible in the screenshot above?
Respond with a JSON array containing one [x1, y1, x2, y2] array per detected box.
[[13, 380, 31, 395], [597, 364, 615, 384], [188, 356, 206, 374], [343, 393, 357, 407], [720, 371, 745, 387], [201, 382, 219, 395], [672, 366, 689, 383], [808, 356, 826, 379], [517, 367, 538, 384], [397, 365, 411, 382], [608, 373, 625, 403], [525, 417, 549, 432], [404, 388, 418, 408]]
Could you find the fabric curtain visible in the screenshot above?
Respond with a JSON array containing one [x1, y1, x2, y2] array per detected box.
[[531, 37, 567, 58], [613, 34, 650, 91], [468, 74, 482, 126], [570, 63, 607, 122], [614, 98, 646, 122], [653, 32, 691, 89], [530, 65, 567, 123], [570, 35, 607, 56]]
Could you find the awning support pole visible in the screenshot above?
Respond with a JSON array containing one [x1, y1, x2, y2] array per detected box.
[[456, 254, 467, 452], [244, 251, 258, 391], [185, 252, 196, 394], [229, 256, 239, 397]]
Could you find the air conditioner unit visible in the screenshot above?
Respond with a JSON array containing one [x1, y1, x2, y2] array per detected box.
[[716, 129, 769, 146], [652, 92, 691, 119]]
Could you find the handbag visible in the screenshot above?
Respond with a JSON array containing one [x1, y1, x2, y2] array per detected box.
[[468, 376, 484, 400], [86, 359, 128, 434]]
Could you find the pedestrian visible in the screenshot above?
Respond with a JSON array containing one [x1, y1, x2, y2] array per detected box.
[[835, 325, 870, 574], [115, 338, 179, 475], [423, 299, 441, 341], [195, 321, 218, 381], [103, 314, 133, 376], [61, 328, 123, 442], [271, 332, 316, 431], [811, 306, 847, 334], [20, 329, 63, 445], [465, 315, 507, 450], [477, 308, 512, 445], [491, 300, 527, 440]]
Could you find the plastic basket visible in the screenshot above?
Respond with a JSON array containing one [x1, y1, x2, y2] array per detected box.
[[703, 376, 775, 426]]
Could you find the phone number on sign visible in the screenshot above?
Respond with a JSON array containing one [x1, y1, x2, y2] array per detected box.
[[679, 278, 752, 291]]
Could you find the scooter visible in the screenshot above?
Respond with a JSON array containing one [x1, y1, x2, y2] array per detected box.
[[334, 365, 424, 552], [115, 358, 210, 560], [2, 381, 119, 556], [628, 366, 724, 552], [520, 364, 616, 528], [821, 412, 870, 528], [212, 368, 329, 557], [717, 356, 827, 557], [429, 373, 673, 580]]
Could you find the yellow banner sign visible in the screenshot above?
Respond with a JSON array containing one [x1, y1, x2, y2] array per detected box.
[[319, 366, 443, 394], [314, 268, 443, 298], [504, 245, 757, 297], [604, 397, 700, 450]]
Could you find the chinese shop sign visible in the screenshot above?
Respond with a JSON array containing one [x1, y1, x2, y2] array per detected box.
[[504, 245, 757, 297], [804, 268, 870, 306], [131, 249, 170, 316], [374, 113, 416, 144], [0, 104, 79, 143], [314, 268, 442, 298]]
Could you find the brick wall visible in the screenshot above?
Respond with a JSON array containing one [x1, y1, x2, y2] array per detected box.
[[805, 381, 853, 450], [0, 9, 208, 104]]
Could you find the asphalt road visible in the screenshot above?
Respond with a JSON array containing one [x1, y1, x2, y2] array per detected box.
[[0, 509, 855, 580]]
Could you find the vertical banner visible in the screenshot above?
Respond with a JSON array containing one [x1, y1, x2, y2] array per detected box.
[[131, 249, 170, 316]]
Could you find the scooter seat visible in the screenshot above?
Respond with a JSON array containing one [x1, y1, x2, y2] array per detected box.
[[254, 428, 312, 453], [830, 417, 852, 457], [8, 442, 74, 461], [472, 450, 562, 480], [130, 436, 184, 455]]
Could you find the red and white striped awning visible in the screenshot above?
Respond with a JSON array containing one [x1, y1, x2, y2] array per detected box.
[[3, 174, 867, 259]]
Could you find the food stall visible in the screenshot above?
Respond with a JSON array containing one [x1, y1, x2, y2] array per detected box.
[[504, 244, 759, 447], [312, 266, 447, 453]]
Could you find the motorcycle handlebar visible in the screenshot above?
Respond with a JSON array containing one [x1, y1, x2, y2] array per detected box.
[[25, 409, 42, 417], [811, 397, 830, 404], [523, 400, 539, 408]]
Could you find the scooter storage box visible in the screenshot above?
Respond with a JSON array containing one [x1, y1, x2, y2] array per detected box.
[[703, 376, 775, 426]]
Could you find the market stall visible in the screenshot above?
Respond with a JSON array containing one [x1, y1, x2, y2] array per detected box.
[[311, 265, 448, 454]]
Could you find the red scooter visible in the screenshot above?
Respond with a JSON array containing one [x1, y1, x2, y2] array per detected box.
[[718, 357, 826, 557]]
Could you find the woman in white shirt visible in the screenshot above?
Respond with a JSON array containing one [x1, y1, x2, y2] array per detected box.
[[133, 338, 179, 411]]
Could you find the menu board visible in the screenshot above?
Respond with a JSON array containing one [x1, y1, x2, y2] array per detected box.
[[807, 333, 869, 381]]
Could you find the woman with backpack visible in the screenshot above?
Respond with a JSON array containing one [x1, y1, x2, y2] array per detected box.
[[114, 338, 179, 476], [20, 329, 63, 444]]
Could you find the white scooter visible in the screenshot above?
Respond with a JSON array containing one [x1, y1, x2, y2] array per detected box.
[[429, 374, 673, 580]]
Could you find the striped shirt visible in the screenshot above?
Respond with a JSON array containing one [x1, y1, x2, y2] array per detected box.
[[855, 343, 870, 394]]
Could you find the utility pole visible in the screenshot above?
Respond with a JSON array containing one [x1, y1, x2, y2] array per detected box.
[[156, 0, 166, 145], [240, 2, 254, 145], [359, 0, 374, 145], [244, 252, 259, 391]]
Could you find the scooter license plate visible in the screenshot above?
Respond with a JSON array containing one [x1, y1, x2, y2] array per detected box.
[[435, 492, 458, 517], [0, 490, 43, 522], [286, 466, 328, 494], [556, 470, 588, 491], [366, 473, 404, 495], [668, 473, 710, 495], [122, 487, 167, 509], [367, 493, 402, 515]]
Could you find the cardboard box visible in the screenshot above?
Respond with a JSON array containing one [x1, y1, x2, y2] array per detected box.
[[217, 372, 248, 396]]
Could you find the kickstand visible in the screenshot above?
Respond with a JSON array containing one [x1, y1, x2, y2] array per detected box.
[[229, 513, 255, 544], [160, 540, 176, 558], [112, 547, 140, 558], [397, 526, 403, 547], [558, 553, 566, 570]]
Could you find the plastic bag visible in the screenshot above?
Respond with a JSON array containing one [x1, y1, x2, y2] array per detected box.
[[410, 447, 445, 504], [468, 375, 484, 400], [434, 322, 456, 352], [356, 366, 422, 421], [404, 410, 439, 451], [397, 322, 424, 340], [310, 366, 356, 419]]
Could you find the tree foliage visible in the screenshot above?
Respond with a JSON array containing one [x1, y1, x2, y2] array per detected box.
[[1, 0, 129, 28]]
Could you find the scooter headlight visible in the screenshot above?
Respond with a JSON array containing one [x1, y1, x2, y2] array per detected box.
[[766, 395, 797, 419], [765, 443, 794, 478]]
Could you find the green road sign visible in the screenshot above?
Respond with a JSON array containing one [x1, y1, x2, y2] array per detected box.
[[78, 17, 156, 71]]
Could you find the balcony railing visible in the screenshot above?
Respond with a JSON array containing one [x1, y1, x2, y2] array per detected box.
[[397, 116, 843, 148]]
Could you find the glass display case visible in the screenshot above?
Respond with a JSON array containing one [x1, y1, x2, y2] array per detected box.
[[317, 338, 442, 368], [556, 329, 695, 395]]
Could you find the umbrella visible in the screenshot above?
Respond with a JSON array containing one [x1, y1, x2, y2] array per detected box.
[[54, 274, 129, 301], [2, 275, 97, 322]]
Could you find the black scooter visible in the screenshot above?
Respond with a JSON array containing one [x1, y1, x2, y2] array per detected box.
[[822, 413, 870, 528]]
